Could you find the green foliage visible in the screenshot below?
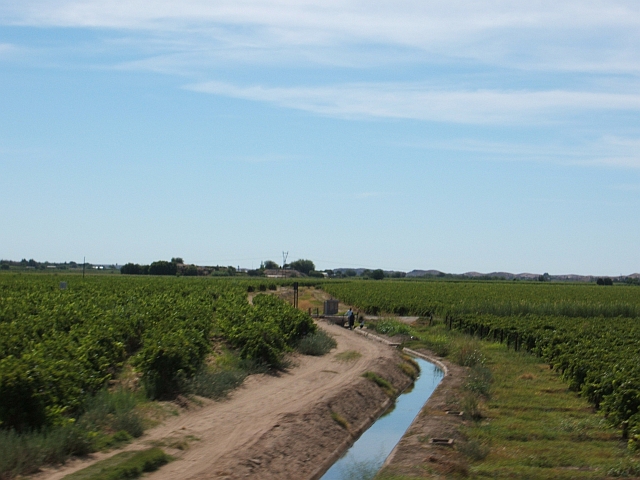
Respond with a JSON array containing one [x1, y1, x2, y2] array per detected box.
[[187, 368, 247, 399], [217, 293, 316, 366], [458, 439, 490, 461], [289, 259, 315, 275], [0, 275, 220, 428], [80, 389, 144, 438], [465, 365, 493, 397], [120, 263, 143, 275], [323, 280, 640, 318], [263, 260, 279, 269], [296, 330, 337, 356], [362, 371, 396, 397], [371, 269, 384, 280], [371, 319, 411, 337], [0, 424, 93, 478], [330, 411, 350, 430], [324, 280, 640, 440], [148, 261, 177, 276], [62, 448, 170, 480]]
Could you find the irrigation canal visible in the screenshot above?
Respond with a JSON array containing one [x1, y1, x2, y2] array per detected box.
[[320, 357, 444, 480]]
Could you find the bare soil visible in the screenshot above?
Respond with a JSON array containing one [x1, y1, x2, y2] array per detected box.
[[380, 348, 470, 478], [32, 321, 413, 480]]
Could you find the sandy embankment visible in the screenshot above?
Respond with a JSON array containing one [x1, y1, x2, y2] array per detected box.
[[35, 320, 411, 480]]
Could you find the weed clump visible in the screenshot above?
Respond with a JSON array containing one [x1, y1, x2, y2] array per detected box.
[[297, 330, 337, 356], [398, 355, 420, 380], [63, 447, 170, 480], [454, 340, 486, 367], [334, 350, 362, 362], [372, 319, 411, 337], [362, 371, 397, 397], [465, 365, 493, 397], [188, 369, 247, 399], [458, 439, 490, 461], [330, 411, 350, 430]]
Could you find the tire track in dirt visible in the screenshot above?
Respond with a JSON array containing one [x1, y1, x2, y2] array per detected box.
[[34, 321, 398, 480]]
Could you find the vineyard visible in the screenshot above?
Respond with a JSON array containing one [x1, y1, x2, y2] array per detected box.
[[323, 280, 640, 446], [0, 275, 314, 433]]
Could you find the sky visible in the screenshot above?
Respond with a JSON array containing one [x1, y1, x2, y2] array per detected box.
[[1, 1, 639, 275]]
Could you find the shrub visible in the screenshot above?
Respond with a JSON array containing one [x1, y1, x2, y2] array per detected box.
[[373, 319, 411, 337], [188, 369, 247, 399], [465, 365, 493, 397], [454, 340, 486, 367], [0, 424, 93, 479], [80, 389, 144, 438], [217, 293, 316, 366], [296, 330, 337, 356], [461, 394, 483, 421]]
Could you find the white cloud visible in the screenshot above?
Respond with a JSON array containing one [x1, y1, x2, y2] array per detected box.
[[2, 1, 640, 72], [186, 80, 640, 124]]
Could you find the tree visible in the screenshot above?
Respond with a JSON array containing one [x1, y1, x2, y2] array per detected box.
[[121, 263, 143, 275], [171, 257, 184, 264], [264, 260, 279, 270], [289, 259, 315, 275], [371, 269, 385, 280], [149, 260, 177, 276], [183, 265, 198, 276], [345, 269, 357, 277]]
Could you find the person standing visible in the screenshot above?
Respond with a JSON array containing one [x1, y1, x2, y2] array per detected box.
[[346, 307, 355, 330]]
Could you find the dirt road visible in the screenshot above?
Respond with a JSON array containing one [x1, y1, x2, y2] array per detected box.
[[36, 320, 402, 480]]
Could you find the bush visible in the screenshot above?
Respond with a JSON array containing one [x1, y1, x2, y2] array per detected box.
[[373, 319, 411, 337], [188, 369, 247, 399], [0, 424, 93, 479], [135, 322, 211, 398], [296, 330, 337, 356], [217, 293, 316, 366], [454, 340, 486, 367], [465, 365, 493, 397], [80, 389, 144, 438]]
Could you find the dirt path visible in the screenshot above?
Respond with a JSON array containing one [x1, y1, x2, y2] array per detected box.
[[35, 320, 398, 480]]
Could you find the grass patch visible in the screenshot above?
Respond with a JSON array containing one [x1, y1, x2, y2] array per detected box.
[[0, 388, 146, 479], [62, 447, 170, 480], [331, 411, 350, 430], [362, 371, 397, 397], [296, 329, 337, 356], [370, 319, 411, 337], [406, 322, 639, 478], [188, 368, 247, 399], [335, 350, 362, 362]]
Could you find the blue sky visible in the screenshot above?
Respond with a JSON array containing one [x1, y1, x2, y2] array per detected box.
[[1, 1, 639, 275]]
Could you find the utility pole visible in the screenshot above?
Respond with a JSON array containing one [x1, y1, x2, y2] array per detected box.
[[82, 256, 86, 279], [282, 251, 288, 278]]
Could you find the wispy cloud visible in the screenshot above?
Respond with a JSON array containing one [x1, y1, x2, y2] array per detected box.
[[0, 43, 19, 57], [186, 81, 640, 124], [2, 1, 639, 73]]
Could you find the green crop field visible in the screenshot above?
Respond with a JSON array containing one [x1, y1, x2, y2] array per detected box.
[[324, 280, 640, 449], [0, 275, 314, 432]]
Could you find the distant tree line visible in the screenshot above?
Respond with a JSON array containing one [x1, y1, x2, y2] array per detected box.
[[120, 258, 238, 277]]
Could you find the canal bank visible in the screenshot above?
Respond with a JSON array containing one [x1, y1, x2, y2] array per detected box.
[[320, 356, 444, 479]]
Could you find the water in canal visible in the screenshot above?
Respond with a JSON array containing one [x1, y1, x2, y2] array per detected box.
[[320, 357, 444, 480]]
